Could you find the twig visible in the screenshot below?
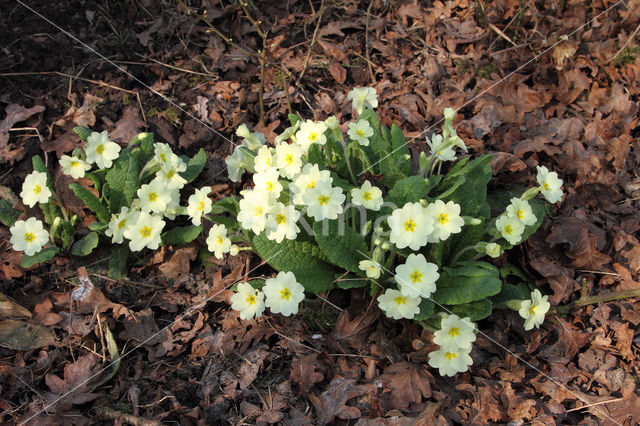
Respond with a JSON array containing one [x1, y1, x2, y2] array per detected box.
[[0, 71, 147, 124], [298, 0, 326, 83], [175, 0, 258, 59], [364, 0, 376, 83], [239, 1, 268, 123], [95, 407, 162, 426], [566, 397, 624, 413], [555, 288, 640, 316], [607, 20, 640, 63], [265, 318, 321, 353], [488, 22, 518, 47]]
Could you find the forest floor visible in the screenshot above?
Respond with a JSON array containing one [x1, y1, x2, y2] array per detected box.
[[1, 0, 640, 424]]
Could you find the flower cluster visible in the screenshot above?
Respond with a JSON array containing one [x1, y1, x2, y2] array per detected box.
[[428, 314, 476, 376], [230, 271, 305, 319]]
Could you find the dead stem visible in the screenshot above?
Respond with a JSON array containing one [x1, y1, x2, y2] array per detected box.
[[298, 0, 326, 83], [364, 0, 376, 83]]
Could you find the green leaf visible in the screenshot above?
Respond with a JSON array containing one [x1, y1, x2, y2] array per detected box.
[[161, 225, 202, 246], [445, 299, 493, 321], [288, 113, 302, 127], [108, 245, 129, 279], [390, 124, 412, 175], [0, 200, 20, 226], [85, 169, 107, 193], [105, 149, 140, 213], [231, 278, 266, 292], [71, 232, 99, 256], [307, 144, 326, 168], [208, 215, 239, 229], [210, 197, 240, 215], [88, 221, 108, 232], [70, 184, 110, 223], [414, 298, 435, 321], [60, 220, 75, 251], [313, 220, 370, 273], [252, 234, 337, 293], [490, 283, 529, 308], [386, 175, 428, 207], [21, 247, 59, 268], [180, 148, 206, 183], [41, 203, 62, 228], [440, 155, 492, 217], [335, 276, 369, 290], [73, 126, 93, 141], [131, 132, 155, 167], [433, 260, 502, 305]]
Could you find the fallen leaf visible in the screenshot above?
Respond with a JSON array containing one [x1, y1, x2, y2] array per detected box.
[[109, 106, 145, 143], [45, 353, 101, 408], [0, 292, 32, 319], [291, 353, 329, 392], [0, 319, 56, 350], [375, 362, 432, 410], [237, 347, 270, 389], [328, 61, 347, 84], [0, 103, 45, 164], [546, 217, 612, 269], [318, 39, 347, 62], [309, 377, 376, 425]]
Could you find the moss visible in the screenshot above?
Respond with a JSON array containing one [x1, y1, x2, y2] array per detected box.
[[615, 46, 639, 67]]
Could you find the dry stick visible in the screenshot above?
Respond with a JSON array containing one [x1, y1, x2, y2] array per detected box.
[[297, 0, 326, 83], [240, 1, 267, 124], [555, 288, 640, 316], [607, 20, 640, 62], [95, 407, 162, 426], [364, 0, 376, 83], [566, 397, 625, 413], [0, 71, 147, 124]]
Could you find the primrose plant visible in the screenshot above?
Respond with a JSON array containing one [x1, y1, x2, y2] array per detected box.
[[2, 126, 240, 277], [221, 87, 561, 377]]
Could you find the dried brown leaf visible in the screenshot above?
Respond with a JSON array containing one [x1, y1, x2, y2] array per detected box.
[[0, 319, 56, 350], [375, 362, 432, 410]]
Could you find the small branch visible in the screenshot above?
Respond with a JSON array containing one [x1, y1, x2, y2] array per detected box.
[[555, 287, 640, 316], [364, 0, 376, 83], [607, 20, 640, 63], [298, 0, 326, 83]]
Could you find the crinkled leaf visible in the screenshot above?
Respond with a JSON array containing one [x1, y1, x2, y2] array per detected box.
[[440, 154, 492, 217], [70, 183, 110, 223], [88, 221, 108, 232], [313, 220, 370, 273], [445, 298, 493, 321], [210, 197, 240, 215], [21, 247, 59, 268], [71, 232, 99, 256], [490, 283, 530, 308], [386, 175, 428, 207], [390, 124, 412, 175], [0, 319, 56, 350], [335, 276, 369, 289], [0, 199, 20, 226], [414, 298, 435, 321], [105, 148, 139, 213], [252, 234, 337, 293], [73, 126, 93, 141], [161, 225, 202, 246], [308, 144, 326, 168], [180, 148, 206, 183], [433, 260, 501, 305]]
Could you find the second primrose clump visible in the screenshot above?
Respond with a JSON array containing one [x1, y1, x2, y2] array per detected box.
[[223, 87, 560, 376]]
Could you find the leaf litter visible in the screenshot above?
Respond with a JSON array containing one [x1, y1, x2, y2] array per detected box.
[[1, 0, 640, 424]]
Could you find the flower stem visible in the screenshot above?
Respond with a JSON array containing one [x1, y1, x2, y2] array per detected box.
[[449, 244, 478, 266]]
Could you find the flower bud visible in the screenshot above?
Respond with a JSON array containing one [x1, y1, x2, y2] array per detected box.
[[381, 242, 391, 250], [443, 107, 455, 121], [419, 151, 428, 172], [520, 186, 541, 201], [463, 216, 482, 225], [325, 116, 339, 130], [230, 245, 240, 256]]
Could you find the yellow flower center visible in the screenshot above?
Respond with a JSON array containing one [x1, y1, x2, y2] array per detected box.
[[393, 296, 406, 305], [117, 219, 127, 229], [160, 153, 167, 162], [517, 209, 524, 220], [71, 161, 80, 168], [254, 206, 264, 217], [363, 191, 372, 201], [504, 225, 513, 235], [275, 214, 286, 224], [96, 144, 105, 154], [217, 236, 223, 246], [24, 232, 35, 242], [280, 288, 291, 300], [265, 158, 271, 166], [148, 192, 158, 202], [438, 213, 449, 224], [266, 181, 274, 191], [529, 304, 537, 315], [33, 185, 42, 194], [404, 219, 416, 232], [246, 294, 256, 305], [198, 201, 205, 211], [448, 327, 461, 338], [410, 270, 422, 283], [356, 129, 365, 137], [445, 351, 457, 360], [166, 170, 175, 179], [140, 226, 152, 238], [317, 195, 330, 205], [543, 183, 550, 191], [285, 154, 294, 165], [306, 180, 315, 189], [309, 132, 317, 142]]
